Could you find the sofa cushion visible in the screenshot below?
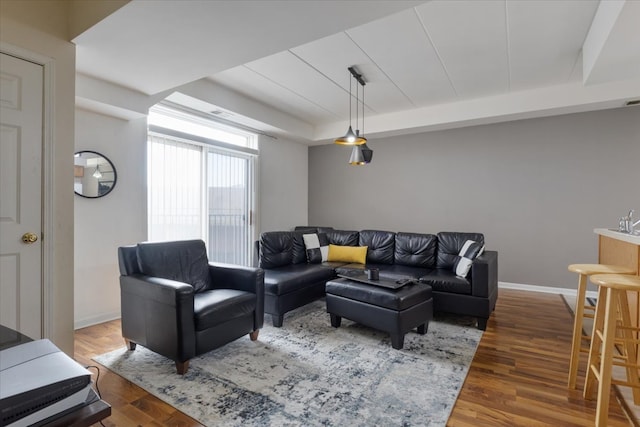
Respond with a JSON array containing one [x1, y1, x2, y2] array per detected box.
[[436, 232, 485, 269], [264, 264, 335, 295], [420, 269, 471, 295], [136, 239, 212, 293], [453, 240, 485, 277], [325, 229, 360, 246], [193, 289, 256, 330], [327, 244, 367, 264], [395, 232, 437, 268], [259, 231, 293, 269], [359, 230, 395, 265], [303, 233, 329, 263], [291, 232, 307, 265]]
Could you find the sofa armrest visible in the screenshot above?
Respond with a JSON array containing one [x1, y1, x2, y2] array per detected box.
[[470, 250, 498, 298], [120, 274, 196, 361], [208, 262, 265, 329]]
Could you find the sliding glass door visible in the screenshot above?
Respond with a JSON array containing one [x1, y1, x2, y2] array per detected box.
[[206, 149, 253, 266], [148, 133, 256, 266]]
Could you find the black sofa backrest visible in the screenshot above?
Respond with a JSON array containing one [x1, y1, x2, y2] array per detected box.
[[436, 232, 485, 269], [359, 230, 395, 264], [261, 228, 486, 270], [324, 229, 359, 246], [394, 232, 438, 268], [259, 231, 294, 269]]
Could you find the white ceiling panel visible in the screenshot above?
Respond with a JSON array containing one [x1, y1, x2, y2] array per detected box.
[[507, 0, 599, 91], [244, 51, 351, 118], [346, 8, 457, 107], [209, 66, 337, 124], [416, 0, 509, 98], [291, 32, 414, 115]]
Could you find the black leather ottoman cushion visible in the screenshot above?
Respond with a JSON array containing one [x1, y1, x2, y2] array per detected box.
[[420, 269, 471, 295], [326, 278, 432, 311], [264, 264, 335, 295]]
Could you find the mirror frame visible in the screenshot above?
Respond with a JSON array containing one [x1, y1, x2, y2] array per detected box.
[[74, 150, 118, 199]]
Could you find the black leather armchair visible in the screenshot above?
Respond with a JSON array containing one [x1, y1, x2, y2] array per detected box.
[[118, 239, 264, 374]]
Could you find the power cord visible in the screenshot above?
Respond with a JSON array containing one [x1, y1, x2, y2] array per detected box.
[[85, 365, 107, 427]]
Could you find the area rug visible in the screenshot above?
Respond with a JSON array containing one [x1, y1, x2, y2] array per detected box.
[[94, 300, 482, 426]]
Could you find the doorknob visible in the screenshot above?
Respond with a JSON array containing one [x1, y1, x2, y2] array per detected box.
[[22, 232, 38, 244]]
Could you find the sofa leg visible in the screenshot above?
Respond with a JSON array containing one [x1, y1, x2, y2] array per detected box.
[[124, 338, 136, 351], [417, 323, 428, 335], [330, 313, 342, 328], [272, 315, 284, 327], [176, 360, 189, 375], [391, 334, 405, 350], [249, 330, 259, 341], [477, 317, 488, 331]]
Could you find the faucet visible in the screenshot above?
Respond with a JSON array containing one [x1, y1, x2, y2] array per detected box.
[[632, 210, 640, 233], [622, 210, 640, 234]]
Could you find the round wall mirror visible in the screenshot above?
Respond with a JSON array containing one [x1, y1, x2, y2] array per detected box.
[[74, 151, 117, 198]]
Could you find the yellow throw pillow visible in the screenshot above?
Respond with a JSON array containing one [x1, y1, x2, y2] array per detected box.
[[327, 244, 367, 264]]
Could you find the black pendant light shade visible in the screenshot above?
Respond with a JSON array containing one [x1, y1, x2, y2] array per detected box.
[[361, 143, 373, 163]]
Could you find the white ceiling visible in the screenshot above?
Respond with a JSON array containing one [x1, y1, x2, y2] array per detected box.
[[74, 0, 640, 145]]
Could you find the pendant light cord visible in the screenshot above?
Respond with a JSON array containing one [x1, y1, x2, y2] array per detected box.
[[348, 72, 352, 128], [355, 78, 359, 134], [362, 83, 365, 137]]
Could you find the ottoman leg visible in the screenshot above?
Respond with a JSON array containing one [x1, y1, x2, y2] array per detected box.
[[330, 313, 342, 328], [391, 333, 405, 350], [417, 323, 428, 335]]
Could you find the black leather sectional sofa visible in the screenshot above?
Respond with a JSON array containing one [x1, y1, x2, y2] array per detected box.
[[257, 227, 498, 330]]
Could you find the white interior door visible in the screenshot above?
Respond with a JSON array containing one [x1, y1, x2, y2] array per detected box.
[[0, 52, 43, 339]]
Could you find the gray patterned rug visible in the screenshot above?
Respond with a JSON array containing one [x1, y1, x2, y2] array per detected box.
[[94, 300, 482, 426]]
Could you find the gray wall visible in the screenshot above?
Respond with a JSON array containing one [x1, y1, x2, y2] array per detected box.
[[74, 109, 147, 328], [259, 135, 308, 232], [309, 107, 640, 289]]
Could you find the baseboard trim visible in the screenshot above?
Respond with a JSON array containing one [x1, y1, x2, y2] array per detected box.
[[74, 311, 121, 330], [499, 281, 598, 299]]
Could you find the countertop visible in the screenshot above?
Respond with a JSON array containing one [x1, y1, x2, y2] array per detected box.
[[594, 228, 640, 245]]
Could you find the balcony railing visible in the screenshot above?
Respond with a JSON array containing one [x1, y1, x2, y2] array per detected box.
[[208, 213, 248, 266]]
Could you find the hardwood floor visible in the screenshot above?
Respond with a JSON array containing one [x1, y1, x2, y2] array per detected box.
[[75, 289, 633, 426]]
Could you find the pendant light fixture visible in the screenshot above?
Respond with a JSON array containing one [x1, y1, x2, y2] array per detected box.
[[335, 67, 366, 146], [92, 163, 102, 179]]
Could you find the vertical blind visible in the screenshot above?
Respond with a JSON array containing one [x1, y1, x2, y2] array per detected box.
[[147, 134, 202, 242], [207, 151, 250, 266]]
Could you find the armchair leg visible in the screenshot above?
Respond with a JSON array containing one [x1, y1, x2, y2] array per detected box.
[[176, 360, 189, 375], [124, 338, 136, 351], [249, 330, 259, 341]]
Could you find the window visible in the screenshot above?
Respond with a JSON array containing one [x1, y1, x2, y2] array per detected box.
[[147, 104, 257, 265]]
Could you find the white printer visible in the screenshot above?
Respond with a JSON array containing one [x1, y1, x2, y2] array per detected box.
[[0, 339, 93, 427]]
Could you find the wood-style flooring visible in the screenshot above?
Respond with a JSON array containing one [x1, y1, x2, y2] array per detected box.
[[74, 289, 634, 426]]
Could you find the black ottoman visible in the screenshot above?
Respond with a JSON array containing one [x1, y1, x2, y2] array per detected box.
[[325, 278, 433, 350]]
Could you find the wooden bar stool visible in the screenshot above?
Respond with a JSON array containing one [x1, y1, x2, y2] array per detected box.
[[584, 274, 640, 427], [567, 264, 636, 389]]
